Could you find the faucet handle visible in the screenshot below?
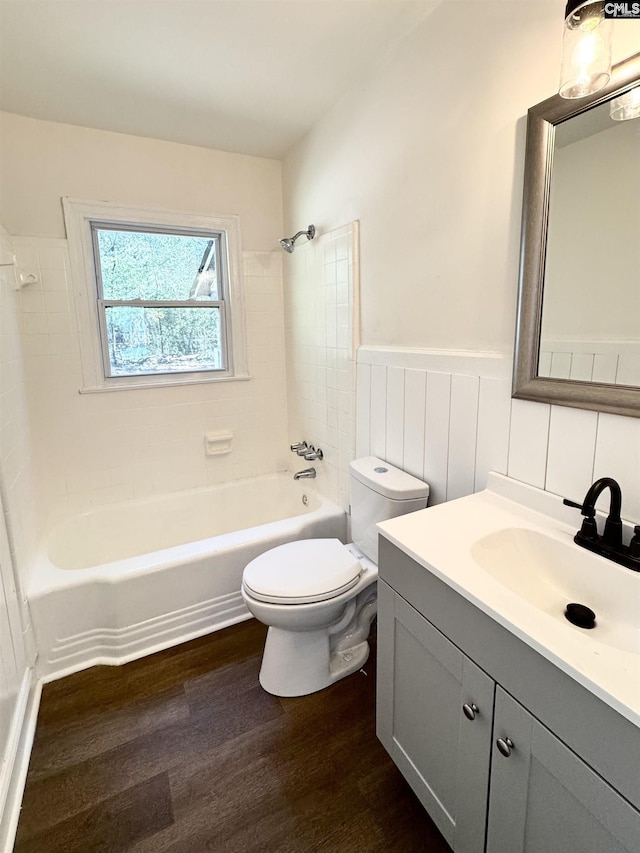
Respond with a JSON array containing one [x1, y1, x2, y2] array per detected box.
[[563, 497, 598, 540], [563, 498, 585, 511], [290, 441, 307, 453]]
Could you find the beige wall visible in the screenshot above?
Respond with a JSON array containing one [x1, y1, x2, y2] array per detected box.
[[0, 112, 283, 250], [282, 1, 638, 352]]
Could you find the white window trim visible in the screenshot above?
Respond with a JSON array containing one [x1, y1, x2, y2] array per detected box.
[[63, 197, 249, 392]]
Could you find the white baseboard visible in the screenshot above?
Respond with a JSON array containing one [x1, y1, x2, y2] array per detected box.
[[0, 670, 41, 853]]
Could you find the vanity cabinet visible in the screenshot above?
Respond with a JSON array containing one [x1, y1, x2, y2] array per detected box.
[[377, 581, 495, 851], [377, 538, 640, 853], [488, 688, 640, 853]]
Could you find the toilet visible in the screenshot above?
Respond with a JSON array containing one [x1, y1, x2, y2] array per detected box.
[[241, 457, 429, 697]]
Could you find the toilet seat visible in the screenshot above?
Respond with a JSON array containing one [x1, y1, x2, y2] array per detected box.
[[243, 538, 362, 605]]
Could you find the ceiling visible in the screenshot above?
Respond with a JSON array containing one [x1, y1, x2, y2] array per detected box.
[[0, 0, 437, 159]]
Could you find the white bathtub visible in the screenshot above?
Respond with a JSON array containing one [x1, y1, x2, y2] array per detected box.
[[28, 474, 346, 680]]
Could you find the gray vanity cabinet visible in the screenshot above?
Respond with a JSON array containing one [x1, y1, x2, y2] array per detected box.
[[377, 538, 640, 853], [487, 687, 640, 853], [376, 580, 495, 852]]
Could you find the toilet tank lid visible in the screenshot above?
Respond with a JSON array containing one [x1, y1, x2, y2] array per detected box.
[[350, 457, 429, 501]]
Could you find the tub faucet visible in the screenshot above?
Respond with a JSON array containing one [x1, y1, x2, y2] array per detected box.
[[294, 467, 316, 480]]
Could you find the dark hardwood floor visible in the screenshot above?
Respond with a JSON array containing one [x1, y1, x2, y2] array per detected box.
[[15, 619, 451, 853]]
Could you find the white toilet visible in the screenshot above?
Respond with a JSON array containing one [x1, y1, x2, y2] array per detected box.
[[241, 457, 429, 697]]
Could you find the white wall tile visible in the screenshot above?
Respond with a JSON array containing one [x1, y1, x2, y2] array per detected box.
[[447, 374, 479, 501], [385, 367, 404, 468], [593, 413, 640, 523], [355, 362, 371, 458], [545, 406, 598, 502], [403, 369, 426, 480], [507, 398, 550, 489], [423, 371, 451, 505], [283, 225, 357, 508], [474, 377, 511, 491]]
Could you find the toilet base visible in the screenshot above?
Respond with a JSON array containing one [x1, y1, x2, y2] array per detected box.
[[259, 626, 371, 697]]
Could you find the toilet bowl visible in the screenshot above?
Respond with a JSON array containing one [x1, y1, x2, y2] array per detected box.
[[242, 539, 378, 696], [241, 457, 429, 697]]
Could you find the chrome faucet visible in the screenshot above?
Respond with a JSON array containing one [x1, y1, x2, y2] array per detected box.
[[304, 445, 323, 461], [563, 478, 639, 571], [294, 467, 316, 480]]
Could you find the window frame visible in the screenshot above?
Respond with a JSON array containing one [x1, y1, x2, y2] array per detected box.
[[63, 198, 248, 392]]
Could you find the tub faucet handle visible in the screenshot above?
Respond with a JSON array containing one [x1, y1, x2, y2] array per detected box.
[[304, 446, 324, 461], [291, 441, 308, 455]]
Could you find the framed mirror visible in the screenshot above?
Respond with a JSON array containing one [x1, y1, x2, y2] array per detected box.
[[513, 51, 640, 419]]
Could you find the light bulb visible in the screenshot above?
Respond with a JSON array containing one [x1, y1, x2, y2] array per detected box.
[[559, 2, 612, 99], [610, 87, 640, 121]]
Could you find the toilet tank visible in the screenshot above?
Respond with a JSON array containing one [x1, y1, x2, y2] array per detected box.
[[349, 457, 429, 563]]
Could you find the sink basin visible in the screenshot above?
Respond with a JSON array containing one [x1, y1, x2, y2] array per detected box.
[[471, 527, 640, 654]]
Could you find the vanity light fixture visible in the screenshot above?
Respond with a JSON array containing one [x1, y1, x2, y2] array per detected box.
[[610, 84, 640, 119], [559, 1, 612, 99]]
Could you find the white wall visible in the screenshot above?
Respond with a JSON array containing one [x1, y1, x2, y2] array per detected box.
[[0, 112, 282, 250], [283, 0, 640, 519], [544, 121, 640, 343], [283, 0, 563, 352], [0, 115, 290, 547]]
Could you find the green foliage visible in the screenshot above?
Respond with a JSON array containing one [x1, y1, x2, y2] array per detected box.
[[95, 228, 223, 375]]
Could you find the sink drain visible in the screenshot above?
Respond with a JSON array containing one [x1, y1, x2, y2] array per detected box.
[[564, 603, 596, 629]]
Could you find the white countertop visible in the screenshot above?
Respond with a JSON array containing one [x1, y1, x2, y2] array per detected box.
[[377, 473, 640, 729]]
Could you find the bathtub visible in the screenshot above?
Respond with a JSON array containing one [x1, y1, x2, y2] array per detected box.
[[28, 474, 346, 680]]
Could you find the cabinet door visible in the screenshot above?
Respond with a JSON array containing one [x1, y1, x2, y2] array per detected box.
[[487, 687, 640, 853], [377, 581, 495, 852]]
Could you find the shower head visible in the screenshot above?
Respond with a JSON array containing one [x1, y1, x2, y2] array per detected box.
[[279, 225, 316, 253]]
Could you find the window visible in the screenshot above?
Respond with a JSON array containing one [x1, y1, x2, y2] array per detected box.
[[64, 199, 247, 390]]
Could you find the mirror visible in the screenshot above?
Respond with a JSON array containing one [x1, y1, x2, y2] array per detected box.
[[513, 51, 640, 418]]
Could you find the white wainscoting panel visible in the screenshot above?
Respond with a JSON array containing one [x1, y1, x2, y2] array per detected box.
[[593, 414, 640, 523], [402, 369, 427, 480], [447, 374, 480, 501], [474, 377, 512, 492], [507, 399, 551, 489], [424, 371, 452, 505], [370, 364, 387, 459], [385, 367, 405, 469], [355, 348, 640, 523], [545, 406, 598, 502]]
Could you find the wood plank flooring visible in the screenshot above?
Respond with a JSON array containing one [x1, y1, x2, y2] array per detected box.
[[15, 619, 451, 853]]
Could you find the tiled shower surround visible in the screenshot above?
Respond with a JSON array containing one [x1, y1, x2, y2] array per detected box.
[[0, 226, 35, 653], [12, 236, 289, 526], [283, 223, 358, 510]]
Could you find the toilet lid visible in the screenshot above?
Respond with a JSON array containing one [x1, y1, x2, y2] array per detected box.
[[243, 539, 362, 604]]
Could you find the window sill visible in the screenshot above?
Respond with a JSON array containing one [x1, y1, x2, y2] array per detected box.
[[78, 372, 251, 394]]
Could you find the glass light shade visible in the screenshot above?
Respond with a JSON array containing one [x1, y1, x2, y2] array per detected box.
[[610, 87, 640, 121], [559, 1, 612, 99]]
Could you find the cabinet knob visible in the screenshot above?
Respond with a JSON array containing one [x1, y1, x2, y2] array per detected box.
[[462, 702, 479, 721], [496, 737, 514, 757]]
